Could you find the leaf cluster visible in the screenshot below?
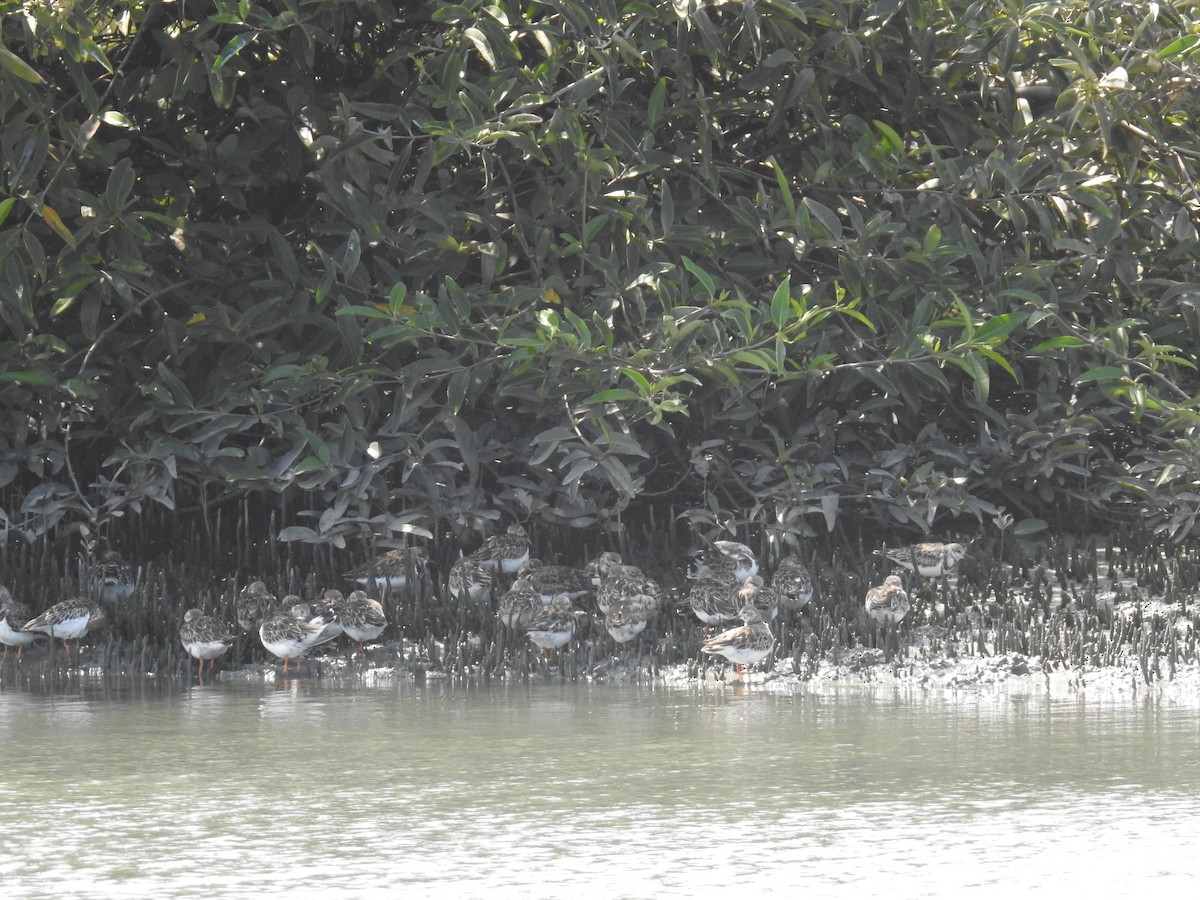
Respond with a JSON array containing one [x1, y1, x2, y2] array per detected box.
[[2, 0, 1200, 550]]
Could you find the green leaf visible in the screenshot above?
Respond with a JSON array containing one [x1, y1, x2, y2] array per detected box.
[[463, 26, 497, 69], [0, 46, 44, 83], [682, 256, 717, 297], [769, 156, 796, 218], [659, 179, 674, 234], [974, 312, 1026, 344], [212, 33, 255, 72], [976, 346, 1017, 382], [769, 277, 791, 329], [1157, 34, 1200, 59], [1032, 336, 1089, 352], [1, 370, 55, 386], [620, 367, 652, 395], [801, 198, 842, 239], [648, 76, 668, 126], [1075, 366, 1129, 384], [583, 389, 641, 404], [1013, 518, 1048, 535], [100, 110, 134, 128], [874, 119, 903, 154], [0, 196, 16, 228]]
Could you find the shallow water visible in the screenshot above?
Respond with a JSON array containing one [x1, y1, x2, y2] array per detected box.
[[1, 672, 1197, 897]]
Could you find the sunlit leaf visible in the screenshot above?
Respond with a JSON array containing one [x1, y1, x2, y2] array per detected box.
[[213, 33, 255, 72], [41, 205, 76, 248], [0, 46, 44, 83]]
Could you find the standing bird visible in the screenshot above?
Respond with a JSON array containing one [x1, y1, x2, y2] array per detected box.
[[595, 564, 660, 616], [739, 574, 779, 622], [336, 590, 388, 655], [603, 593, 659, 645], [864, 575, 911, 627], [585, 551, 626, 585], [684, 572, 743, 631], [236, 581, 277, 632], [179, 608, 237, 677], [771, 555, 814, 609], [516, 559, 592, 603], [687, 539, 759, 584], [258, 600, 336, 673], [497, 578, 544, 630], [700, 603, 775, 681], [345, 546, 428, 592], [93, 550, 137, 603], [470, 524, 531, 574], [23, 597, 105, 657], [0, 586, 42, 661], [877, 542, 967, 578], [525, 594, 580, 654], [448, 555, 494, 604], [292, 597, 343, 645]]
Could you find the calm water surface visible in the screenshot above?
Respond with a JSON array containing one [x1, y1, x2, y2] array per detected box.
[[0, 672, 1197, 897]]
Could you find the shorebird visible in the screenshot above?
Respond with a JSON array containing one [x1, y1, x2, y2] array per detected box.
[[603, 593, 659, 645], [179, 608, 237, 677], [686, 539, 759, 584], [684, 573, 743, 630], [771, 555, 814, 609], [864, 575, 911, 627], [470, 524, 531, 574], [739, 574, 779, 622], [258, 599, 340, 672], [345, 547, 428, 592], [448, 556, 494, 604], [700, 602, 775, 681], [585, 551, 626, 585], [525, 594, 580, 654], [516, 559, 591, 603], [336, 589, 387, 655], [0, 586, 42, 661], [497, 578, 544, 630], [23, 597, 105, 656], [877, 542, 967, 578], [236, 581, 276, 632], [93, 550, 137, 603], [595, 564, 660, 616]]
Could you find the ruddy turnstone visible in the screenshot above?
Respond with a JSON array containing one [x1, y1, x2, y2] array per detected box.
[[93, 550, 137, 603], [497, 578, 544, 630], [0, 586, 42, 661], [258, 600, 335, 672], [448, 556, 494, 603], [525, 594, 580, 653], [595, 564, 660, 616], [345, 546, 428, 591], [739, 574, 778, 622], [236, 581, 277, 631], [864, 575, 910, 627], [336, 589, 387, 654], [23, 597, 105, 654], [687, 539, 759, 583], [585, 551, 626, 584], [771, 554, 814, 608], [469, 523, 531, 574], [516, 559, 591, 602], [700, 602, 775, 680], [293, 596, 343, 644], [603, 593, 659, 644], [179, 608, 237, 676], [684, 573, 743, 629], [877, 542, 967, 578]]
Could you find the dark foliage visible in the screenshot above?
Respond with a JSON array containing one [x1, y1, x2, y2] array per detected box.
[[2, 0, 1199, 559]]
